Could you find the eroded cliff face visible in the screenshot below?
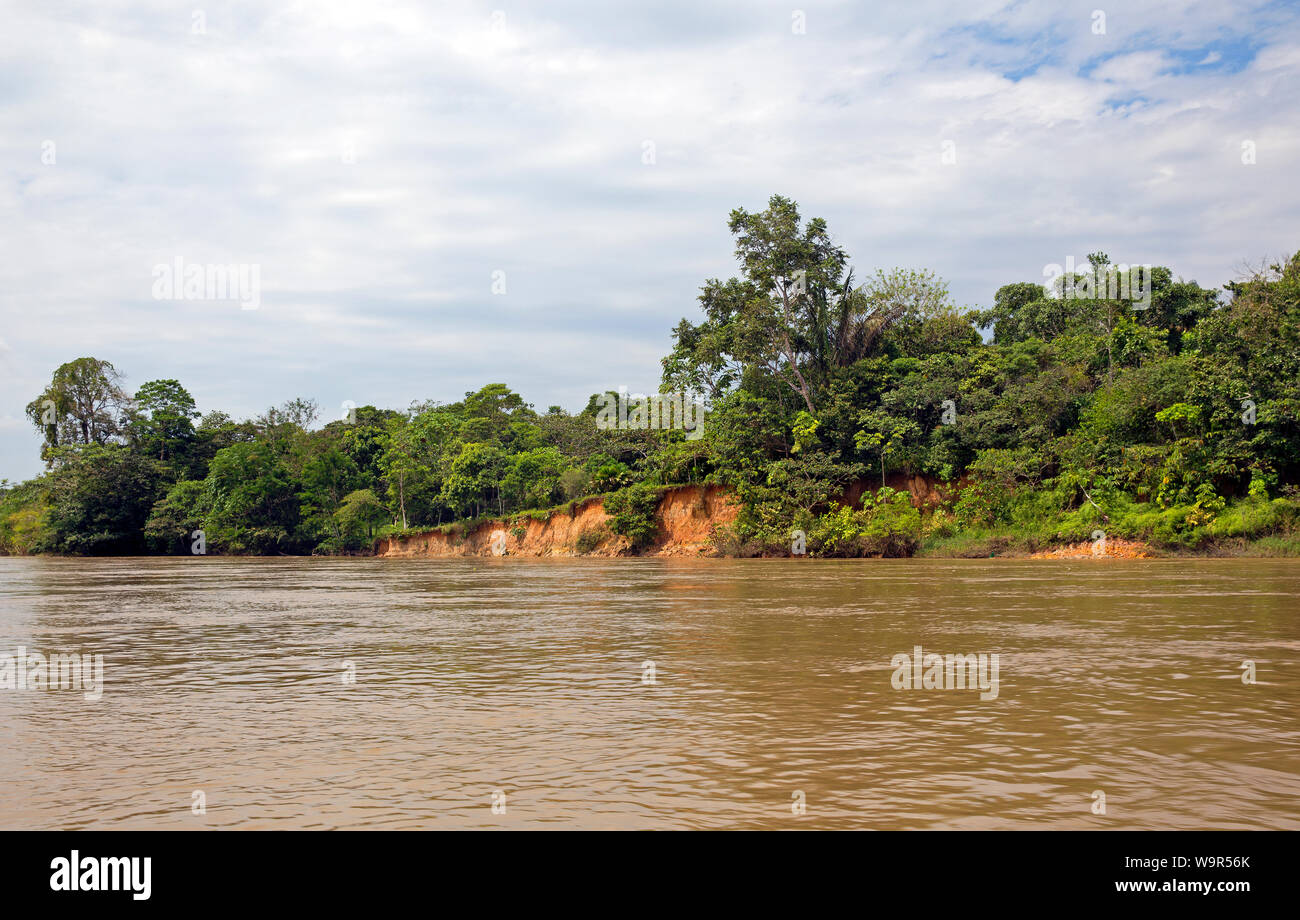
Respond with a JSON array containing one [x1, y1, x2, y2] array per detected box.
[[374, 485, 738, 558]]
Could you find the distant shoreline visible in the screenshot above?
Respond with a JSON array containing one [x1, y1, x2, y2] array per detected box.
[[6, 546, 1299, 559], [6, 481, 1300, 560]]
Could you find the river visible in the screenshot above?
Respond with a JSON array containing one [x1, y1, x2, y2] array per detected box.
[[1, 556, 1297, 829]]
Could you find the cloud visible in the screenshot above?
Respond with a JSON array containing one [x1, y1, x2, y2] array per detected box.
[[1, 0, 1298, 480]]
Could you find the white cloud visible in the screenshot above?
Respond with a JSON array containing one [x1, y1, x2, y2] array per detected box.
[[1, 0, 1298, 480]]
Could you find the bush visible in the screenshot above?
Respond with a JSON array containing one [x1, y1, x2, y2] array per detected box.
[[1206, 497, 1300, 541], [924, 508, 957, 539], [145, 479, 209, 553], [710, 522, 789, 557], [559, 468, 591, 501], [0, 479, 51, 555], [591, 461, 634, 493], [953, 480, 1006, 529], [574, 526, 607, 554], [603, 483, 661, 548], [808, 488, 921, 557], [44, 446, 164, 554]]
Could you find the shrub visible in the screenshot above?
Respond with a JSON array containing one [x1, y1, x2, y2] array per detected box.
[[925, 508, 956, 539], [591, 461, 634, 493], [559, 468, 591, 501], [574, 526, 607, 554], [710, 522, 789, 557], [603, 483, 661, 548], [1206, 497, 1300, 541], [808, 488, 921, 557], [0, 480, 51, 556], [144, 479, 210, 553]]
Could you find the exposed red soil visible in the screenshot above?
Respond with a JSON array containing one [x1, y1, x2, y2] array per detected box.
[[375, 485, 737, 558]]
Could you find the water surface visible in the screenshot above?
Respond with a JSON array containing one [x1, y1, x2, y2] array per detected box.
[[1, 557, 1296, 829]]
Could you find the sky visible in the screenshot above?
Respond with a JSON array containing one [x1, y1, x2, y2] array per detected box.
[[1, 0, 1298, 481]]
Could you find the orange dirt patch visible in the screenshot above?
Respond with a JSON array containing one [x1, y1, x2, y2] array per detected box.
[[1030, 538, 1155, 559], [375, 485, 737, 558]]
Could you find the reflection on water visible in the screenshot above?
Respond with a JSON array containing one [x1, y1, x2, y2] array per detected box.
[[0, 556, 1297, 829]]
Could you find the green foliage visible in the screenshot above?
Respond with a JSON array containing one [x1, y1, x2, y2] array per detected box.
[[559, 467, 591, 500], [128, 379, 199, 463], [791, 411, 820, 453], [502, 447, 567, 510], [603, 483, 662, 548], [806, 489, 922, 557], [26, 357, 129, 457], [591, 460, 634, 493], [855, 409, 920, 486], [43, 446, 163, 554], [325, 489, 388, 553], [9, 205, 1300, 560], [574, 526, 607, 554], [144, 479, 209, 553], [0, 479, 51, 555], [202, 440, 300, 553]]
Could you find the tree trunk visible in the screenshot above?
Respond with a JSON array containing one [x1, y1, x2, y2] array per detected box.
[[778, 286, 816, 413]]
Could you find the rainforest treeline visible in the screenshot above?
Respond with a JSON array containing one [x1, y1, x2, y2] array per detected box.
[[4, 195, 1299, 556]]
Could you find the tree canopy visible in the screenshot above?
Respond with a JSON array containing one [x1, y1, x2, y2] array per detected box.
[[4, 197, 1300, 558]]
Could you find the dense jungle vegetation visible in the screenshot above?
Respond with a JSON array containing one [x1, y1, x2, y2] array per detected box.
[[4, 195, 1299, 557]]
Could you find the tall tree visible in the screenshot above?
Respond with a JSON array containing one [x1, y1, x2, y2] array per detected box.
[[26, 357, 129, 455], [128, 379, 199, 462], [663, 196, 922, 413]]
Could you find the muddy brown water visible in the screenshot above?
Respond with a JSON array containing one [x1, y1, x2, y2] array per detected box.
[[1, 556, 1296, 829]]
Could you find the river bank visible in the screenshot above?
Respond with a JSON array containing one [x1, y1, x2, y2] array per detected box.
[[375, 484, 736, 558], [374, 484, 1300, 560]]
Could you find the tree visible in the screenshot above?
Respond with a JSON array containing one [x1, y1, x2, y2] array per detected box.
[[502, 447, 567, 509], [297, 446, 363, 542], [144, 479, 209, 553], [8, 235, 1300, 560], [977, 281, 1052, 345], [663, 195, 847, 412], [203, 441, 300, 553], [855, 409, 920, 487], [843, 268, 954, 363], [26, 357, 129, 456], [129, 379, 199, 462], [43, 446, 163, 553], [663, 196, 928, 413], [260, 397, 319, 433], [441, 442, 508, 517], [379, 417, 422, 529], [334, 489, 388, 545], [0, 478, 52, 555], [188, 411, 258, 480]]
